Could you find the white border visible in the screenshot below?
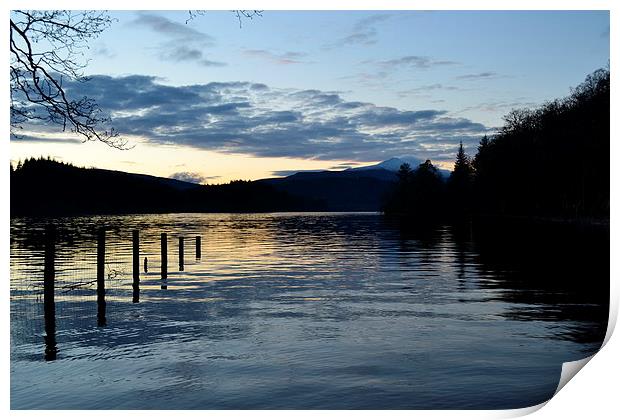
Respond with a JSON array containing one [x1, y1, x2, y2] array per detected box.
[[2, 1, 616, 419]]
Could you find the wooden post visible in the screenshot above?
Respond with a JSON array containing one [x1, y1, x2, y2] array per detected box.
[[43, 225, 57, 361], [196, 236, 201, 259], [132, 230, 140, 303], [179, 236, 184, 271], [97, 228, 106, 327], [161, 233, 168, 289]]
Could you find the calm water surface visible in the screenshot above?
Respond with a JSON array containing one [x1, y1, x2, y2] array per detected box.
[[10, 213, 608, 409]]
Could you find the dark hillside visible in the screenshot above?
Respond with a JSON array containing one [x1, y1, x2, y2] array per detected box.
[[10, 158, 320, 216]]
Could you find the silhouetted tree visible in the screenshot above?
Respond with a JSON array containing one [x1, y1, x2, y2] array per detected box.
[[385, 67, 608, 221], [396, 162, 413, 183], [473, 135, 490, 172], [384, 160, 445, 218], [471, 135, 495, 212], [471, 67, 609, 219], [448, 142, 474, 214], [410, 160, 445, 217], [383, 163, 410, 214]]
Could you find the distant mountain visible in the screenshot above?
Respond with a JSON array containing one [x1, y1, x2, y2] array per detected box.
[[11, 156, 452, 215], [259, 168, 398, 211], [348, 156, 451, 178], [256, 156, 453, 211], [348, 156, 423, 172], [278, 168, 398, 182]]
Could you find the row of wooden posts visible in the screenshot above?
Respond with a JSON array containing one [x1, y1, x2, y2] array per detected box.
[[42, 225, 202, 360]]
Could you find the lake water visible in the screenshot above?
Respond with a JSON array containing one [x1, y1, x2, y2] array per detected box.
[[10, 213, 609, 409]]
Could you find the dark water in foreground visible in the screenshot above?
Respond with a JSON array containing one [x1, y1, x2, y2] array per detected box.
[[10, 213, 608, 409]]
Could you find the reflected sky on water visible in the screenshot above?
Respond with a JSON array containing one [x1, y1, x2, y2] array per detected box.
[[10, 213, 609, 409]]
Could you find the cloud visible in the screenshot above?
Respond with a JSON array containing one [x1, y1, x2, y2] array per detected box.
[[347, 56, 458, 89], [10, 133, 83, 144], [270, 169, 321, 177], [132, 12, 215, 44], [91, 43, 116, 59], [242, 49, 308, 65], [325, 14, 391, 48], [336, 71, 389, 89], [169, 171, 207, 184], [455, 72, 500, 81], [459, 100, 540, 114], [377, 55, 459, 69], [329, 163, 359, 170], [131, 12, 226, 67], [25, 74, 488, 163], [352, 108, 447, 126], [397, 84, 461, 98], [160, 46, 226, 67]]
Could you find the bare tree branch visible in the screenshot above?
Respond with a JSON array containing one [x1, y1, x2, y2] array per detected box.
[[10, 10, 129, 149], [10, 10, 263, 150], [186, 10, 263, 27]]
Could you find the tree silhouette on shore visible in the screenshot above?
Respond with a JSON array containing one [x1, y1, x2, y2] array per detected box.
[[384, 159, 445, 218], [385, 67, 610, 221], [447, 142, 474, 214]]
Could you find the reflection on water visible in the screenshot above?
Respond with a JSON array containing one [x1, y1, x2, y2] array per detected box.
[[10, 213, 608, 409]]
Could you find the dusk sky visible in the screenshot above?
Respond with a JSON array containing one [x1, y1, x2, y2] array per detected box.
[[10, 10, 610, 184]]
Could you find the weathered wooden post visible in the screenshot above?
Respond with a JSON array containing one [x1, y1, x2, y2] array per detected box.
[[132, 230, 140, 303], [43, 224, 57, 361], [161, 233, 168, 289], [196, 236, 201, 259], [179, 236, 184, 271], [96, 227, 106, 327]]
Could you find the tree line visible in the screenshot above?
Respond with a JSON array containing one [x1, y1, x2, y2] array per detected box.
[[10, 157, 322, 216], [384, 67, 610, 221]]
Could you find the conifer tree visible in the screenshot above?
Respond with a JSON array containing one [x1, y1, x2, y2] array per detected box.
[[448, 142, 474, 214]]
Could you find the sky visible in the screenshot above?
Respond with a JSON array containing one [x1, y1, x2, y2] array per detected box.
[[10, 10, 610, 183]]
